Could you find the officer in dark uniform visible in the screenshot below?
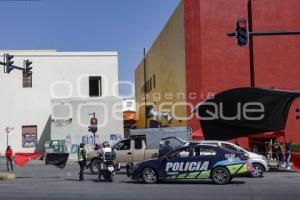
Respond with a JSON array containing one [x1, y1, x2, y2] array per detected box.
[[161, 140, 174, 156]]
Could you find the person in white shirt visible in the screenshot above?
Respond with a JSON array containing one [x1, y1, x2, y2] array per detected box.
[[97, 141, 112, 181]]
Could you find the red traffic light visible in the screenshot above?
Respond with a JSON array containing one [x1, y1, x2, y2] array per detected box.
[[90, 117, 98, 125], [237, 19, 247, 28], [235, 18, 249, 47]]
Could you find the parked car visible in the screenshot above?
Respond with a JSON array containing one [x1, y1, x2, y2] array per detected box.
[[127, 143, 253, 184], [197, 140, 269, 177]]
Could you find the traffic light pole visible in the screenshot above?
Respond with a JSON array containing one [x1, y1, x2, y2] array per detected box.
[[88, 112, 97, 148], [227, 31, 300, 37], [248, 0, 255, 88], [0, 54, 33, 74], [227, 30, 300, 87], [0, 61, 26, 72], [227, 0, 300, 87]]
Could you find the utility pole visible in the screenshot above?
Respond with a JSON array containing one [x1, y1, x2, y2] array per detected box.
[[143, 48, 148, 128], [247, 0, 255, 87]]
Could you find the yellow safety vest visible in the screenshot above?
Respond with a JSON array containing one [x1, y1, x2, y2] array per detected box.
[[78, 148, 84, 162]]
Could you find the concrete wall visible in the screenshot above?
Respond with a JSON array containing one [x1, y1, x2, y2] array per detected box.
[[184, 0, 251, 141], [183, 0, 300, 145], [250, 0, 300, 144], [0, 50, 119, 154], [135, 0, 300, 146], [135, 3, 186, 128], [51, 97, 124, 159]]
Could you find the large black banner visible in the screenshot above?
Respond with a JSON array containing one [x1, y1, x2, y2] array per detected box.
[[45, 153, 69, 169], [197, 87, 300, 140]]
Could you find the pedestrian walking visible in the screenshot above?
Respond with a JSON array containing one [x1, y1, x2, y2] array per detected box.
[[5, 146, 14, 172], [273, 141, 281, 167], [279, 142, 284, 166], [285, 140, 292, 170], [252, 144, 258, 153], [77, 143, 87, 181], [265, 142, 272, 161]]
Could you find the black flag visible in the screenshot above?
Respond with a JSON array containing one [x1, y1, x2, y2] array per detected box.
[[197, 87, 300, 140], [46, 153, 69, 169]]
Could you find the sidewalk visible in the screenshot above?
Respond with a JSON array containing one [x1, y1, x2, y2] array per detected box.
[[268, 159, 294, 172]]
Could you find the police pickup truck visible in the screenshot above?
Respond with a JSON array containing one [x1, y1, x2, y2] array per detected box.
[[127, 143, 253, 185]]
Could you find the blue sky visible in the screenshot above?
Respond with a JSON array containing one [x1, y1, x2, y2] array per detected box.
[[0, 0, 180, 96]]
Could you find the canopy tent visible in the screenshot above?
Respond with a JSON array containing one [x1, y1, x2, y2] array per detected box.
[[123, 111, 137, 124], [249, 131, 285, 139], [196, 87, 300, 140], [192, 129, 205, 140]]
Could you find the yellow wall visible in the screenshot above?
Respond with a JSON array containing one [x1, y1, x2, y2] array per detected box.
[[135, 3, 186, 128]]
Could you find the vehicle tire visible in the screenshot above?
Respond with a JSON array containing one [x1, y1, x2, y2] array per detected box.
[[104, 173, 113, 182], [252, 163, 264, 178], [107, 173, 113, 182], [211, 167, 231, 185], [90, 159, 101, 175], [141, 168, 158, 184]]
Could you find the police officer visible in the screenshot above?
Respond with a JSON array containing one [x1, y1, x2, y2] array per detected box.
[[97, 141, 112, 182], [161, 140, 174, 156], [78, 143, 86, 181]]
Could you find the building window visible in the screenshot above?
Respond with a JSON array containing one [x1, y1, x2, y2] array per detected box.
[[89, 76, 102, 97], [141, 74, 156, 95], [22, 125, 37, 148], [23, 72, 32, 88]]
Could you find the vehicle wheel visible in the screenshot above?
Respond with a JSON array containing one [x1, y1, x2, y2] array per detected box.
[[212, 167, 231, 185], [142, 168, 158, 184], [107, 173, 113, 182], [90, 159, 101, 175], [252, 163, 264, 178], [104, 173, 113, 182]]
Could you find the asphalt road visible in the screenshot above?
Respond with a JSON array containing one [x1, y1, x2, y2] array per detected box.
[[0, 161, 300, 200]]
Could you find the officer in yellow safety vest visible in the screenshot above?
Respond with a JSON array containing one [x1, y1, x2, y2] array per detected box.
[[78, 143, 87, 181]]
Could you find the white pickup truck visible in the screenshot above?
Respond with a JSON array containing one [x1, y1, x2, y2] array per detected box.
[[88, 127, 191, 174], [88, 137, 158, 174], [113, 137, 159, 167]]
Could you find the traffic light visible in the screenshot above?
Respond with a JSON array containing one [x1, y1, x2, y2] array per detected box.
[[88, 117, 98, 133], [236, 18, 249, 47], [24, 59, 33, 75], [5, 54, 14, 73]]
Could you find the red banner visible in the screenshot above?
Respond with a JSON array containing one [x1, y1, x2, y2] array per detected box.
[[14, 152, 42, 167], [292, 153, 300, 171]]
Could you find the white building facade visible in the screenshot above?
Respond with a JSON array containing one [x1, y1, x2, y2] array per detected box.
[[122, 98, 136, 112], [0, 50, 123, 155]]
